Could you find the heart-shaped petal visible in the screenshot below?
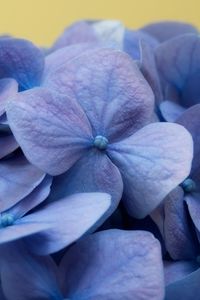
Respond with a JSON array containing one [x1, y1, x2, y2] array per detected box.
[[108, 122, 193, 218], [59, 229, 164, 300]]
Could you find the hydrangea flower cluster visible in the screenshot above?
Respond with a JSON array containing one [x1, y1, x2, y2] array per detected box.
[[0, 19, 199, 299]]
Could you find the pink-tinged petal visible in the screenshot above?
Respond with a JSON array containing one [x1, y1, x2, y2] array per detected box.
[[108, 122, 193, 218], [160, 100, 186, 122], [7, 175, 52, 219], [6, 87, 93, 175], [59, 230, 164, 300], [142, 21, 198, 42], [185, 193, 200, 233], [0, 242, 61, 300], [0, 78, 18, 116], [52, 20, 98, 50], [164, 187, 198, 259], [43, 48, 154, 141], [0, 38, 44, 89], [24, 192, 111, 254], [0, 134, 18, 159], [0, 155, 45, 212], [165, 268, 200, 300], [176, 104, 200, 178], [48, 150, 123, 220], [164, 260, 199, 286]]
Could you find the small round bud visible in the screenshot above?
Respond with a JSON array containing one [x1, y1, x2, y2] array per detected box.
[[94, 135, 108, 150]]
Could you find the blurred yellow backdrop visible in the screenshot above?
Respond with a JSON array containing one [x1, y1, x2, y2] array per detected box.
[[1, 0, 199, 46]]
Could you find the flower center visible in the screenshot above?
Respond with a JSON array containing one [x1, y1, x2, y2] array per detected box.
[[93, 135, 108, 150], [0, 213, 15, 228], [181, 178, 196, 193]]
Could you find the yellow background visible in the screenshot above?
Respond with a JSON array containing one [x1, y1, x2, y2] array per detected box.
[[1, 0, 199, 46]]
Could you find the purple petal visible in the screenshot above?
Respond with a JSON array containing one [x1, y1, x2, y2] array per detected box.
[[165, 267, 200, 300], [6, 175, 52, 219], [0, 134, 18, 159], [48, 150, 123, 220], [164, 187, 198, 259], [0, 78, 18, 116], [139, 41, 163, 104], [44, 48, 154, 142], [142, 21, 198, 42], [0, 242, 61, 300], [176, 104, 200, 178], [185, 193, 200, 233], [160, 100, 186, 122], [150, 202, 165, 237], [124, 29, 158, 60], [108, 122, 193, 218], [164, 260, 199, 286], [59, 230, 164, 300], [43, 43, 96, 80], [0, 221, 50, 244], [0, 155, 45, 212], [0, 38, 44, 89], [6, 87, 93, 175], [155, 34, 200, 108], [24, 192, 111, 254], [52, 21, 98, 50]]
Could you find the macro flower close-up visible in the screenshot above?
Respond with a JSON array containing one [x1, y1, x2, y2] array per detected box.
[[0, 0, 199, 299]]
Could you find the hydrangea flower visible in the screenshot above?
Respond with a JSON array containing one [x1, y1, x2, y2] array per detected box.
[[51, 20, 158, 60], [155, 34, 200, 121], [0, 37, 44, 159], [0, 153, 48, 212], [141, 21, 198, 43], [0, 230, 164, 300], [0, 37, 92, 159], [151, 104, 200, 260], [0, 191, 110, 254], [6, 48, 193, 220]]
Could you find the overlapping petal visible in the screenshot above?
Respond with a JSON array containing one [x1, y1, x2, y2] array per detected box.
[[0, 154, 45, 212], [124, 29, 158, 60], [139, 41, 163, 104], [165, 267, 200, 300], [176, 104, 200, 178], [59, 229, 164, 300], [6, 175, 52, 219], [160, 100, 186, 122], [0, 193, 111, 254], [48, 150, 123, 219], [142, 21, 198, 42], [0, 38, 44, 89], [164, 187, 198, 259], [24, 192, 111, 254], [0, 242, 61, 300], [155, 34, 200, 107], [0, 78, 18, 116]]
